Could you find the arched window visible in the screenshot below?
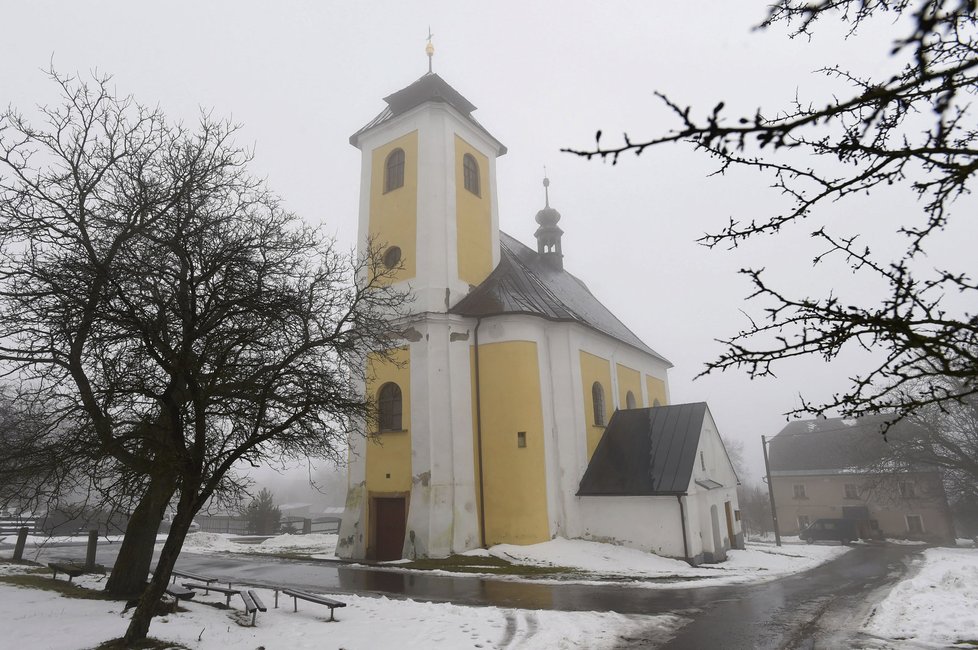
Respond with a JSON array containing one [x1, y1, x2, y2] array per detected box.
[[591, 382, 606, 426], [462, 153, 480, 196], [625, 391, 637, 410], [378, 382, 403, 431], [653, 398, 662, 408], [384, 148, 405, 193]]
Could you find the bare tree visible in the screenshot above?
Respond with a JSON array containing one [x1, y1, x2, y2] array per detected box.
[[567, 1, 978, 425], [0, 71, 409, 644]]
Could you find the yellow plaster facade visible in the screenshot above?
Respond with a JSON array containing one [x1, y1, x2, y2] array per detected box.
[[472, 341, 549, 546], [616, 363, 643, 408], [580, 351, 613, 460], [370, 132, 418, 283], [454, 136, 493, 286], [365, 347, 412, 494], [646, 376, 668, 407]]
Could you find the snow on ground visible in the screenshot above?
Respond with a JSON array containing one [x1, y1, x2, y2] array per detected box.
[[177, 532, 848, 588], [0, 562, 685, 649], [485, 537, 850, 587], [180, 531, 338, 559], [865, 547, 978, 647]]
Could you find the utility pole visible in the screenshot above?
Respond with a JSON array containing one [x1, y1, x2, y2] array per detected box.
[[762, 435, 782, 547]]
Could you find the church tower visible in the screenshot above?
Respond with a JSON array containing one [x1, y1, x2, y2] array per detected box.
[[339, 47, 507, 560]]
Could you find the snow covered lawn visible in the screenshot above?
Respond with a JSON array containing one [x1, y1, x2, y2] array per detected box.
[[865, 547, 978, 647], [176, 532, 850, 588], [0, 562, 685, 649], [481, 538, 850, 587]]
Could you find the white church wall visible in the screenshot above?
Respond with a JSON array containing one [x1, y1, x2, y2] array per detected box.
[[576, 496, 687, 558]]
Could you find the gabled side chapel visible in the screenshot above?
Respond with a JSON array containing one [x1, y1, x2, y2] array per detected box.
[[338, 64, 743, 566]]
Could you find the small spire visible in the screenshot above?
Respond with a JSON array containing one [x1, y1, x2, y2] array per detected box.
[[543, 167, 550, 207], [426, 28, 435, 74]]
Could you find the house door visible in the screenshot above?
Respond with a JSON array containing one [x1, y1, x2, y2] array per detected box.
[[373, 497, 406, 561], [724, 501, 735, 546]]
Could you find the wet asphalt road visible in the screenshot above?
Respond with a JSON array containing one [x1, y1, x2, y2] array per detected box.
[[24, 541, 919, 648]]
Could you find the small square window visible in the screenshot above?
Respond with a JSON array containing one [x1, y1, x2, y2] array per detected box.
[[844, 483, 858, 499], [793, 484, 807, 499], [900, 482, 916, 499], [517, 431, 526, 448]]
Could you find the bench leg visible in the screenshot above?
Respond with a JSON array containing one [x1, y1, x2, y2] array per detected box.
[[274, 590, 279, 609], [329, 607, 336, 622], [251, 610, 257, 626]]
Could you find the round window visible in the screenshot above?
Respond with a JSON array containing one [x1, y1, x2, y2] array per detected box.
[[383, 246, 402, 269]]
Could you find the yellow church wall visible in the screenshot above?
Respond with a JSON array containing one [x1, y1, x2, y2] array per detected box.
[[370, 131, 418, 283], [365, 347, 412, 494], [616, 363, 643, 409], [646, 376, 668, 407], [454, 136, 493, 286], [580, 351, 613, 460], [471, 340, 549, 546]]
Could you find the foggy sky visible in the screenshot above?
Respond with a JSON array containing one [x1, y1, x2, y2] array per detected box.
[[4, 0, 974, 495]]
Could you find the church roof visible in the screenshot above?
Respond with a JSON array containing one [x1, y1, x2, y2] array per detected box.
[[451, 232, 670, 363], [350, 73, 506, 154], [577, 403, 708, 496]]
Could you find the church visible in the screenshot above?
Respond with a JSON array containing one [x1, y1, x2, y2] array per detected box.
[[337, 55, 743, 566]]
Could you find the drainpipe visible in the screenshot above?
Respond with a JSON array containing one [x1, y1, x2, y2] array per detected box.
[[473, 317, 487, 548], [677, 494, 690, 564]]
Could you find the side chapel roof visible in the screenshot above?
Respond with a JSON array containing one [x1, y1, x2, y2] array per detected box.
[[577, 403, 708, 496], [451, 232, 671, 364], [349, 73, 506, 154]]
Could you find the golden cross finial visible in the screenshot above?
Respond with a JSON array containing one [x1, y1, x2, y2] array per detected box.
[[426, 28, 435, 73]]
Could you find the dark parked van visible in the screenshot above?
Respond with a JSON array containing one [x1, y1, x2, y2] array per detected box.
[[800, 518, 860, 544]]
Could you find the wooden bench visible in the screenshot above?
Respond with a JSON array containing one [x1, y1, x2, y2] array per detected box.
[[171, 570, 222, 593], [183, 582, 240, 608], [281, 588, 346, 621], [48, 562, 85, 582], [240, 589, 267, 626]]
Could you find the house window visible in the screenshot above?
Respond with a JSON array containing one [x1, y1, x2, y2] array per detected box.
[[798, 515, 810, 529], [625, 391, 636, 409], [377, 382, 403, 431], [384, 148, 405, 193], [700, 450, 706, 471], [900, 482, 916, 499], [906, 514, 924, 534], [591, 382, 606, 426], [793, 484, 807, 499], [844, 483, 859, 500], [462, 153, 480, 196]]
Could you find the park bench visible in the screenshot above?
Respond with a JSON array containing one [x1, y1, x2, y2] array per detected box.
[[281, 588, 347, 621], [182, 582, 240, 608], [48, 562, 86, 582], [171, 570, 227, 595], [240, 589, 267, 626]]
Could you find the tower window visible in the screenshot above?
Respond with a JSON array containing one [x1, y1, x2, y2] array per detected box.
[[382, 246, 402, 269], [591, 382, 606, 426], [462, 153, 480, 196], [384, 148, 405, 193], [625, 390, 636, 410], [378, 382, 403, 431]]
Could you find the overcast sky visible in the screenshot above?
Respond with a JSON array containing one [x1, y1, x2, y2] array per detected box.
[[4, 1, 974, 492]]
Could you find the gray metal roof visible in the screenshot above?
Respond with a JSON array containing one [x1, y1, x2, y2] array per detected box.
[[769, 416, 920, 473], [451, 232, 670, 363], [577, 403, 708, 496], [350, 73, 506, 154]]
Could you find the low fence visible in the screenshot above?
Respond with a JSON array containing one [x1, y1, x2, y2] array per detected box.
[[195, 514, 340, 536], [0, 517, 37, 536]]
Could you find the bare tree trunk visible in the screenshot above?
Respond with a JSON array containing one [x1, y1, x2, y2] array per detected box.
[[123, 486, 198, 644], [105, 473, 177, 597]]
